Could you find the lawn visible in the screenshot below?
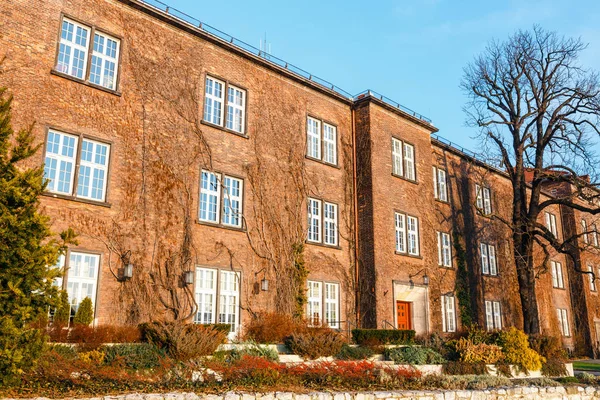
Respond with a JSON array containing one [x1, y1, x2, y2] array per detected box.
[[573, 361, 600, 371]]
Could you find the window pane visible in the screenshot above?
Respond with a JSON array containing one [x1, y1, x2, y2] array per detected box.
[[323, 124, 336, 164], [395, 213, 406, 253], [392, 138, 403, 176], [90, 32, 120, 89], [76, 139, 110, 201], [44, 130, 78, 195], [306, 117, 321, 159], [307, 198, 321, 242], [324, 202, 338, 246], [56, 19, 90, 79], [222, 176, 243, 227], [66, 252, 99, 316], [199, 171, 220, 223], [226, 86, 246, 133], [203, 77, 225, 125], [403, 143, 415, 180]]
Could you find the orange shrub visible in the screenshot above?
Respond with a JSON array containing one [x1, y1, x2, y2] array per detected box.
[[243, 312, 305, 343]]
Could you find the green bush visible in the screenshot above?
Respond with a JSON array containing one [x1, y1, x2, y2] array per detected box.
[[103, 343, 163, 370], [336, 344, 374, 360], [351, 329, 415, 345], [138, 321, 227, 361], [73, 297, 94, 326], [285, 328, 346, 359], [385, 346, 446, 365]]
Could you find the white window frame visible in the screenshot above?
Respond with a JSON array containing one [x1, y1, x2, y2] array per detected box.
[[199, 170, 222, 224], [593, 225, 599, 247], [437, 231, 452, 267], [589, 265, 597, 292], [194, 267, 217, 325], [392, 138, 403, 177], [557, 308, 570, 336], [222, 176, 244, 228], [323, 202, 338, 246], [90, 31, 120, 90], [307, 198, 322, 243], [56, 18, 90, 80], [76, 138, 110, 202], [65, 252, 100, 318], [306, 280, 322, 326], [226, 84, 246, 134], [480, 243, 498, 276], [407, 215, 420, 256], [324, 282, 340, 329], [485, 300, 502, 331], [551, 261, 565, 289], [545, 212, 558, 238], [582, 219, 589, 244], [403, 142, 416, 181], [307, 198, 338, 246], [441, 294, 456, 333], [203, 76, 225, 126], [476, 184, 492, 215], [433, 167, 448, 202], [219, 270, 241, 336], [55, 17, 121, 90], [323, 123, 337, 165], [198, 170, 244, 228], [306, 117, 338, 166], [44, 129, 111, 202], [395, 212, 407, 253]]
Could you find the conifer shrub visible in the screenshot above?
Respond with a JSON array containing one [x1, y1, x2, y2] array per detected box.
[[73, 298, 94, 326], [496, 327, 545, 372], [335, 344, 375, 360], [385, 345, 446, 365], [53, 291, 70, 326], [351, 329, 415, 345], [103, 343, 164, 370]]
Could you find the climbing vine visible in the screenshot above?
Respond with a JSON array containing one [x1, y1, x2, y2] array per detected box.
[[453, 229, 474, 328]]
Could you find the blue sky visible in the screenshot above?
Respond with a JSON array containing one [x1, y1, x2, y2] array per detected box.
[[164, 0, 600, 151]]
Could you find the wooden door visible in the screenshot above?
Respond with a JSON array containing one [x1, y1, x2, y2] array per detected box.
[[396, 301, 412, 330]]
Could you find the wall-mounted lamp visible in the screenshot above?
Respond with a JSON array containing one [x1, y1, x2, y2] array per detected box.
[[183, 270, 195, 286], [119, 250, 134, 282], [408, 269, 429, 289], [255, 268, 269, 292]]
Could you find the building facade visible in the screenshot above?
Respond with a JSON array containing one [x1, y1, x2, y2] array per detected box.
[[1, 0, 599, 353]]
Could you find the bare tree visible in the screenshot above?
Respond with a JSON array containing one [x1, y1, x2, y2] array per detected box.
[[462, 26, 600, 334]]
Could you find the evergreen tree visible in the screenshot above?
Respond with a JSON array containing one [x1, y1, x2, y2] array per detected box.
[[0, 86, 73, 383], [73, 297, 94, 326], [53, 290, 70, 326]]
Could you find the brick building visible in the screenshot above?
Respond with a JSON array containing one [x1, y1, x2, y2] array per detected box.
[[1, 0, 599, 352]]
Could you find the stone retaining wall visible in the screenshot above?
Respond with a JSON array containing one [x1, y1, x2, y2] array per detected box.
[[18, 386, 600, 400]]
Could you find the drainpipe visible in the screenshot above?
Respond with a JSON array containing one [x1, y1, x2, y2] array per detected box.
[[351, 105, 360, 328]]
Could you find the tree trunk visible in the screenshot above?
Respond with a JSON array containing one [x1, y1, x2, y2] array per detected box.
[[513, 232, 541, 334]]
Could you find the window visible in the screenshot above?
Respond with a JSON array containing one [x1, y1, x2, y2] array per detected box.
[[485, 300, 502, 331], [194, 267, 240, 336], [545, 212, 558, 238], [203, 76, 247, 134], [480, 243, 498, 276], [307, 281, 322, 326], [306, 117, 337, 166], [551, 261, 564, 289], [593, 225, 599, 247], [433, 167, 448, 202], [307, 198, 338, 246], [441, 294, 456, 333], [44, 129, 111, 202], [219, 270, 240, 334], [557, 308, 570, 336], [65, 252, 100, 318], [226, 85, 246, 133], [194, 267, 216, 324], [55, 17, 120, 90], [391, 138, 416, 181], [324, 283, 340, 329], [395, 212, 419, 256], [582, 219, 589, 244], [307, 280, 340, 328], [198, 170, 244, 228], [437, 231, 452, 267], [475, 184, 492, 215], [589, 265, 597, 292]]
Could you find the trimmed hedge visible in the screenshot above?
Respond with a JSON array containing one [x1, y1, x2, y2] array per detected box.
[[352, 329, 415, 345]]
